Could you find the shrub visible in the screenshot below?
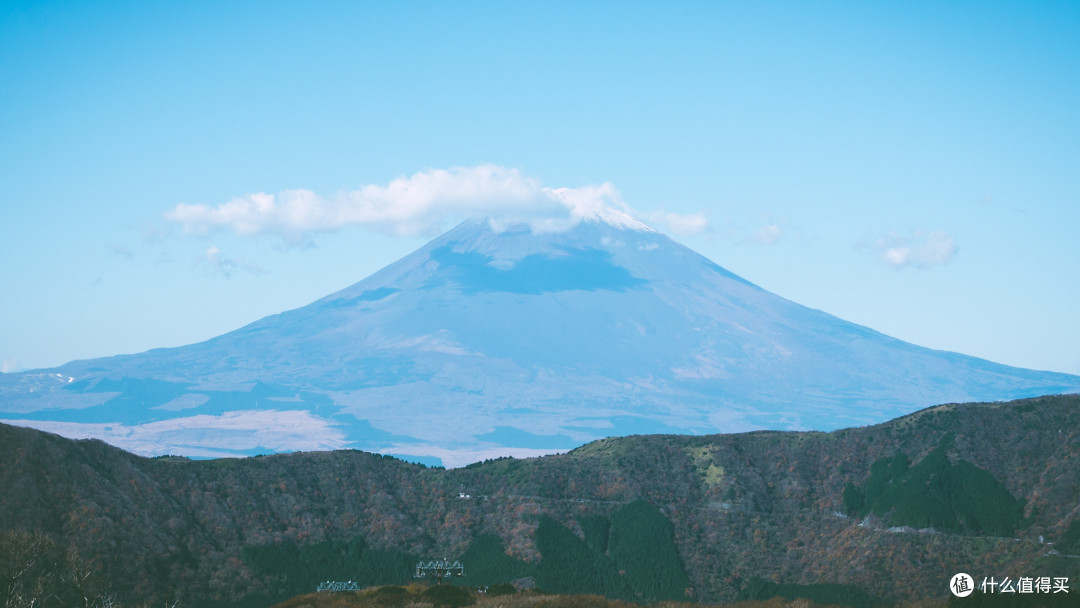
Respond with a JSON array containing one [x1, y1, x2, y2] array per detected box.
[[487, 583, 518, 596], [422, 584, 475, 608]]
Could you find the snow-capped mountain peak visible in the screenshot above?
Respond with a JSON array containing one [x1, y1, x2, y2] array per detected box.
[[2, 220, 1077, 466]]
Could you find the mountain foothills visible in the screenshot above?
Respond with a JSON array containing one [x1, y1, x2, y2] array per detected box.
[[1, 218, 1078, 463], [2, 395, 1079, 607]]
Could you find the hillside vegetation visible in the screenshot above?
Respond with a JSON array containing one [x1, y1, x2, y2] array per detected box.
[[843, 432, 1026, 535], [2, 395, 1080, 607], [268, 584, 1080, 608], [267, 585, 901, 608]]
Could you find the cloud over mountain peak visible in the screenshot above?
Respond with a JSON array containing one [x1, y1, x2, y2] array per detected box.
[[165, 165, 699, 242], [3, 217, 1076, 465]]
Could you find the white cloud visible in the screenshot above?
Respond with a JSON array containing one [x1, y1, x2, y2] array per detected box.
[[860, 230, 957, 269], [740, 214, 812, 247], [755, 223, 784, 245], [165, 165, 708, 240], [1, 359, 21, 374], [200, 245, 264, 278]]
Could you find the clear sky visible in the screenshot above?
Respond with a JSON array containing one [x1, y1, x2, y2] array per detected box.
[[2, 1, 1078, 376]]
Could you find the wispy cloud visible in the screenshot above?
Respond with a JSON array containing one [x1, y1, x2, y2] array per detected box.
[[140, 220, 173, 243], [1, 359, 21, 374], [858, 229, 957, 270], [107, 243, 134, 259], [740, 215, 806, 246], [754, 223, 784, 245], [643, 210, 709, 236], [200, 245, 265, 278], [165, 165, 708, 241]]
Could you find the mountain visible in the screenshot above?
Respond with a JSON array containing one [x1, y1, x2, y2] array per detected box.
[[2, 395, 1079, 607], [1, 217, 1078, 464]]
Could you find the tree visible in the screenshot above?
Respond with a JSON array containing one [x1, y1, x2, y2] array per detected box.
[[0, 531, 117, 608]]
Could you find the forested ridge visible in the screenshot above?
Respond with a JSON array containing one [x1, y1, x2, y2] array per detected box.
[[2, 395, 1080, 607]]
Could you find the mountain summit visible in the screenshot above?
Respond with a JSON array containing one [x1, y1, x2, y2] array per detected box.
[[3, 218, 1078, 465]]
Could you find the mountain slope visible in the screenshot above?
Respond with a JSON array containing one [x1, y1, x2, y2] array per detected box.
[[2, 395, 1079, 606], [2, 218, 1077, 462]]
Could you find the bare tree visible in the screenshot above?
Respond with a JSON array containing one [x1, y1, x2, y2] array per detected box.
[[0, 531, 61, 608], [1, 531, 118, 608]]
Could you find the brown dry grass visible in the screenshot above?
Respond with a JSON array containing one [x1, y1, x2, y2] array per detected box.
[[270, 587, 951, 608]]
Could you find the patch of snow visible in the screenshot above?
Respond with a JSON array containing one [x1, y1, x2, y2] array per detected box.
[[381, 443, 569, 469], [0, 410, 349, 456], [380, 332, 477, 356]]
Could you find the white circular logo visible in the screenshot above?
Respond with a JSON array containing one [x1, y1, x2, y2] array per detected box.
[[950, 573, 975, 597]]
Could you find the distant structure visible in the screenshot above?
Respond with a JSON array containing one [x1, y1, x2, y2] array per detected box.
[[316, 580, 360, 592], [415, 558, 465, 584]]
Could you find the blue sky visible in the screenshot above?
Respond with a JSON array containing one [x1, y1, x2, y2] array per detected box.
[[2, 1, 1078, 376]]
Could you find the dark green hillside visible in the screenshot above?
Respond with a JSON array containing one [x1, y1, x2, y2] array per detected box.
[[847, 433, 1026, 536], [2, 394, 1080, 607], [1056, 519, 1080, 554], [243, 536, 417, 599], [459, 534, 534, 586], [578, 514, 611, 553], [606, 500, 692, 601], [534, 515, 635, 599], [531, 501, 693, 601]]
